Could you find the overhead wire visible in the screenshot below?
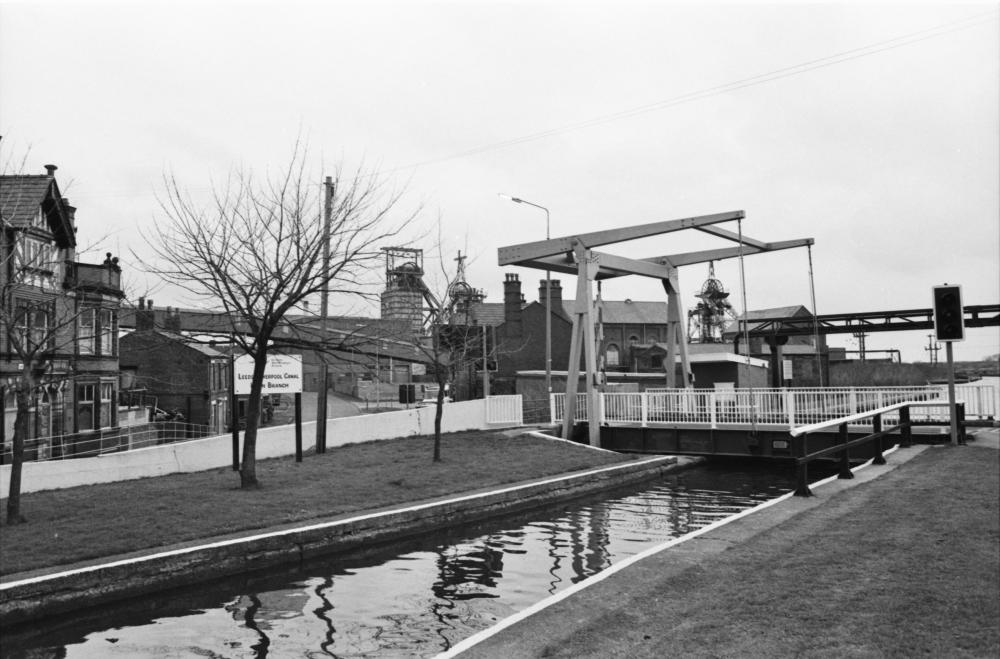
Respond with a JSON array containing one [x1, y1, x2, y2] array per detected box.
[[392, 9, 997, 172]]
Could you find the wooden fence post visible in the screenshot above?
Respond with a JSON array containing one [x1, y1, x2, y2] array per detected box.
[[957, 403, 967, 446], [872, 413, 885, 465], [838, 422, 853, 479], [794, 433, 813, 497], [900, 405, 912, 448]]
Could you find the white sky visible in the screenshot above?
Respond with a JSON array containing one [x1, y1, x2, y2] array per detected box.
[[2, 1, 998, 361]]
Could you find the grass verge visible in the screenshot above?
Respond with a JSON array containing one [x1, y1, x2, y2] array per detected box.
[[0, 431, 636, 577], [483, 440, 1000, 658]]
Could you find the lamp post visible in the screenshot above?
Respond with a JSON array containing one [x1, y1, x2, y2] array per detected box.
[[499, 194, 551, 395]]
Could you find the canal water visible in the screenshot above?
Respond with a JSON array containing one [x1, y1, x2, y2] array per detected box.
[[5, 460, 834, 658]]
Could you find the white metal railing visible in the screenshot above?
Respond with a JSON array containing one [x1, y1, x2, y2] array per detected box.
[[2, 422, 215, 464], [552, 385, 996, 430], [486, 395, 523, 425]]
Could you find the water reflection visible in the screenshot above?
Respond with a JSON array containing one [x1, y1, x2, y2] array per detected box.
[[4, 461, 815, 658]]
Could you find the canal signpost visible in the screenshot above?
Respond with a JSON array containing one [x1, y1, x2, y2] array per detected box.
[[233, 353, 305, 462]]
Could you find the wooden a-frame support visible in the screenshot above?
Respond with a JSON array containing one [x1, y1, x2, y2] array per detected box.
[[498, 209, 813, 448]]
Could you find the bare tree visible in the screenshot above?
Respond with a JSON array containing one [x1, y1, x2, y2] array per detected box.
[[142, 146, 415, 488], [1, 159, 122, 524], [382, 248, 507, 462]]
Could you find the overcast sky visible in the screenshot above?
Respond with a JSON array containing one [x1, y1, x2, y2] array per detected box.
[[2, 1, 998, 361]]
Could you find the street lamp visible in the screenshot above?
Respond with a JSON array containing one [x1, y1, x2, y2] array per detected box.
[[498, 194, 552, 394]]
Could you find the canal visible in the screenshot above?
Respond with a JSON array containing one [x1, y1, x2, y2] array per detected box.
[[4, 459, 835, 658]]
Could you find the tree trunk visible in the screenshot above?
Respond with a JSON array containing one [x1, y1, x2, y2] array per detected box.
[[239, 350, 269, 488], [6, 386, 33, 524], [433, 373, 446, 462]]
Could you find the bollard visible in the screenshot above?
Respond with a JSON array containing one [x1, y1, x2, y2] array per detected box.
[[794, 433, 813, 497], [900, 405, 912, 448], [957, 403, 967, 446], [838, 422, 853, 479], [872, 413, 885, 465]]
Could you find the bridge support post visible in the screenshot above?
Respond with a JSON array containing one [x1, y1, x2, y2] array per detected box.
[[794, 433, 813, 497], [900, 405, 913, 447], [872, 413, 885, 465], [838, 422, 853, 479]]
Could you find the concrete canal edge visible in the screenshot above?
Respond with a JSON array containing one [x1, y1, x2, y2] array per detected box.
[[0, 454, 695, 626]]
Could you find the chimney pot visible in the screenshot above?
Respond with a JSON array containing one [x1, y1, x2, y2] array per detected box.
[[44, 164, 57, 177]]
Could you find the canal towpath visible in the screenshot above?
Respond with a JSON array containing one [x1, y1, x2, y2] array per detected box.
[[451, 428, 1000, 658]]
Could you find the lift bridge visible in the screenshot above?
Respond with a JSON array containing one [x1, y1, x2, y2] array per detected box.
[[551, 384, 995, 460], [498, 209, 998, 464]]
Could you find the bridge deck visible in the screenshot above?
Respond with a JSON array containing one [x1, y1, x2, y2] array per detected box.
[[555, 385, 994, 459]]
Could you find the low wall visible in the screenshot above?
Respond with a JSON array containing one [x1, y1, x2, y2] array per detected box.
[[1, 399, 497, 496]]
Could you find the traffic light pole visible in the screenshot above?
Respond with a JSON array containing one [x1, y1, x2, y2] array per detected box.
[[945, 342, 958, 445], [932, 284, 964, 446]]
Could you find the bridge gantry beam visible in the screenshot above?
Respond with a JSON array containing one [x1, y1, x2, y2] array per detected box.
[[497, 209, 814, 447]]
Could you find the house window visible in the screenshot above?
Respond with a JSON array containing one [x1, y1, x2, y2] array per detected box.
[[99, 382, 115, 428], [78, 308, 96, 355], [78, 307, 117, 356], [13, 300, 53, 353], [18, 235, 54, 271], [211, 360, 229, 391], [78, 384, 96, 431], [606, 344, 620, 367], [650, 355, 663, 368], [100, 309, 117, 357]]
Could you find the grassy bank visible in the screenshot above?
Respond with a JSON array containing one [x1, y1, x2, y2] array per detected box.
[[475, 438, 1000, 658], [0, 431, 635, 577]]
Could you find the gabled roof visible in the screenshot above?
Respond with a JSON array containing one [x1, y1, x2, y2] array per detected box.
[[121, 329, 227, 358], [722, 305, 813, 335], [0, 174, 76, 247], [461, 302, 507, 327], [569, 300, 669, 325]]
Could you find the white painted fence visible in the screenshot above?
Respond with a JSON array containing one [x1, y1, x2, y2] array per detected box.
[[486, 395, 524, 425], [553, 385, 996, 430], [1, 396, 523, 496]]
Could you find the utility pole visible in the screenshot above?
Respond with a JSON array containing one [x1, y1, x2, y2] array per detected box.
[[924, 333, 940, 364], [315, 176, 333, 454]]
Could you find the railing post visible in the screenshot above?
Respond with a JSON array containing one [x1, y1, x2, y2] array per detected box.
[[849, 387, 858, 415], [794, 433, 813, 497], [641, 392, 648, 428], [872, 413, 885, 465], [957, 402, 967, 446], [786, 389, 796, 429], [900, 405, 913, 448], [710, 390, 718, 429], [550, 392, 557, 426], [838, 422, 853, 479]]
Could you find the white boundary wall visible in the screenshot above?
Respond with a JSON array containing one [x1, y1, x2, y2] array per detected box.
[[2, 398, 515, 496]]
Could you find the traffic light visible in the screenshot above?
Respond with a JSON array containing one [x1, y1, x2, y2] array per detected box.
[[932, 285, 964, 342]]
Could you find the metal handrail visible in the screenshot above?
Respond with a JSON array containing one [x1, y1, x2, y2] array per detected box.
[[790, 400, 967, 497]]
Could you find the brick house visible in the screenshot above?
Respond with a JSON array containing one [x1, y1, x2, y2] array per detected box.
[[1, 165, 124, 460], [476, 274, 772, 401], [119, 320, 231, 435]]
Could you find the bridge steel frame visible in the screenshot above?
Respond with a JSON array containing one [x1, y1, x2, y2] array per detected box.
[[498, 210, 813, 446]]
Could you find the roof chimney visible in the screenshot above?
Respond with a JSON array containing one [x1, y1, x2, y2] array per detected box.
[[136, 298, 154, 331], [44, 164, 58, 177], [503, 273, 523, 337], [539, 279, 563, 309]]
